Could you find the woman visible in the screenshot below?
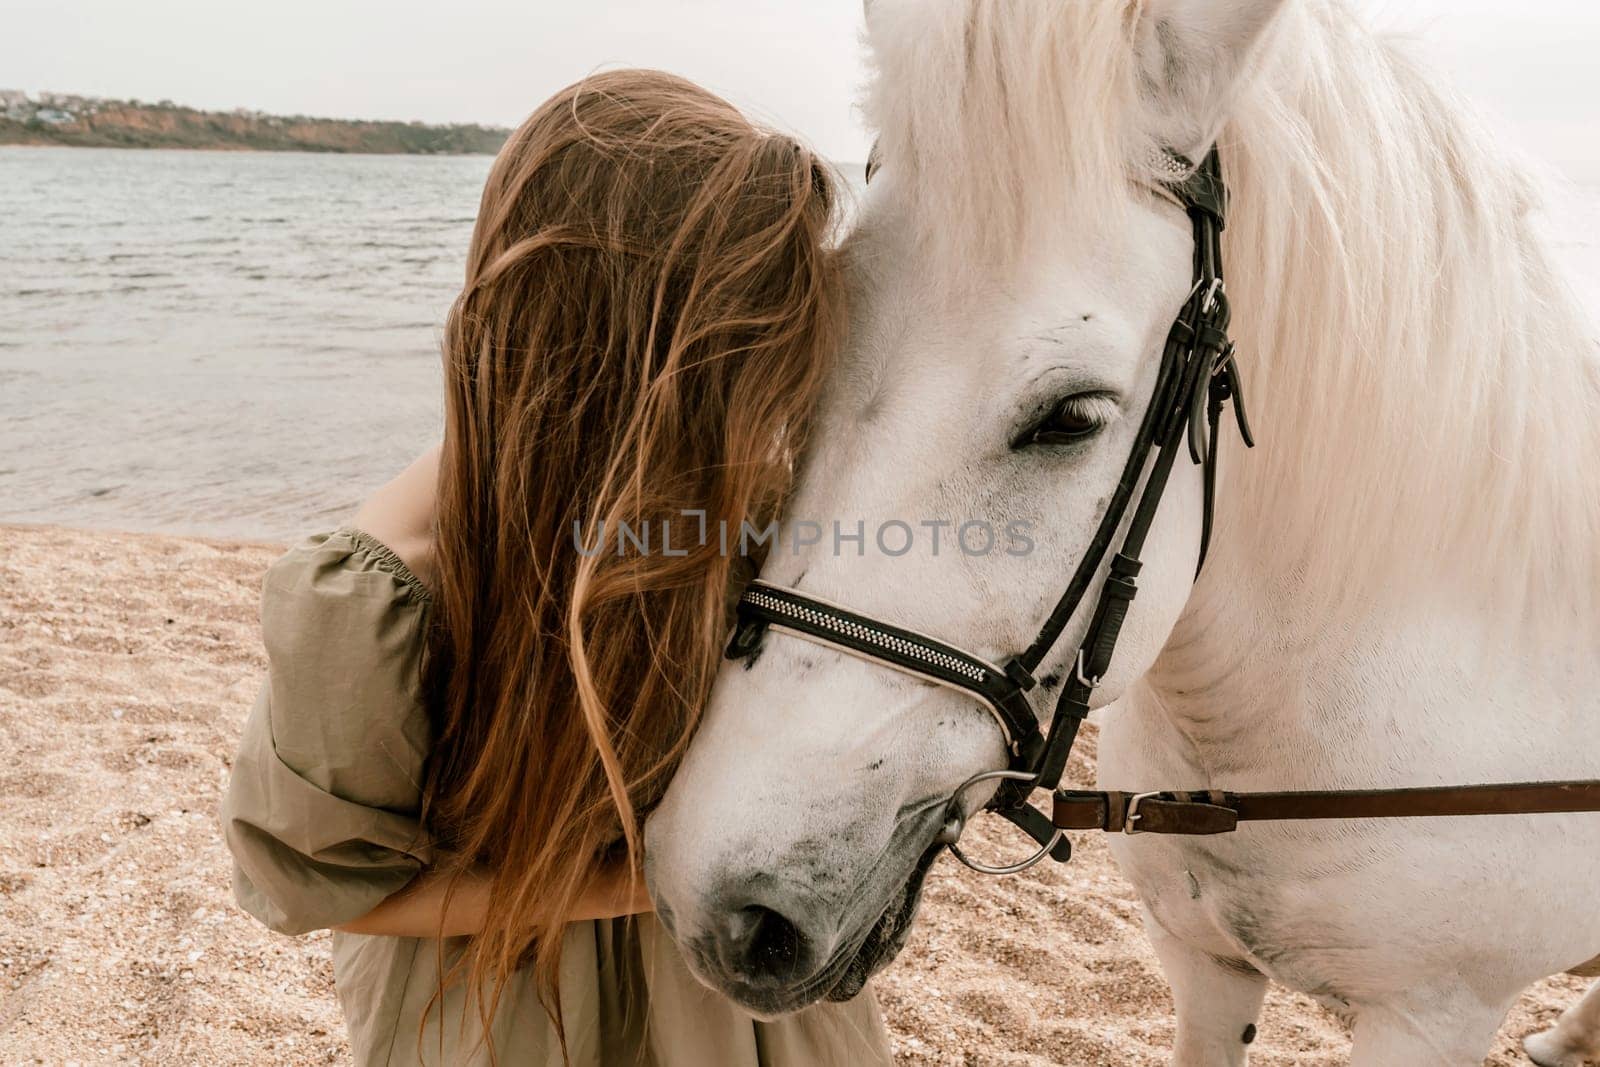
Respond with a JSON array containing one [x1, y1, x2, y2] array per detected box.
[[222, 70, 892, 1066]]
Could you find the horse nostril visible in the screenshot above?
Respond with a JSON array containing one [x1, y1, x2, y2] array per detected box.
[[744, 905, 801, 974], [725, 904, 812, 983]]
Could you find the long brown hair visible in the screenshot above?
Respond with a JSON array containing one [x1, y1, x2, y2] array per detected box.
[[421, 69, 842, 1038]]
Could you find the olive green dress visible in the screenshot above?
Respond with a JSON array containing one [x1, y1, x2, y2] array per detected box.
[[221, 528, 893, 1067]]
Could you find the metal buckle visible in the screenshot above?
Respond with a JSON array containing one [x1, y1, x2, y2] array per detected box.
[[1123, 791, 1161, 835], [1211, 341, 1237, 379]]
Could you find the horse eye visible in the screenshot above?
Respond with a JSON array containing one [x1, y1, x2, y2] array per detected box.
[[1015, 393, 1119, 449]]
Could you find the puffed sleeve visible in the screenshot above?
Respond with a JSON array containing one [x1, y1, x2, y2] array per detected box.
[[221, 527, 436, 935]]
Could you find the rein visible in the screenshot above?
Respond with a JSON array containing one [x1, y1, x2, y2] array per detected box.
[[727, 144, 1600, 874], [1054, 781, 1600, 837]]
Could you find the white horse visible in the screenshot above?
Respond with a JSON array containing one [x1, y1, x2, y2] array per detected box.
[[645, 1, 1600, 1063]]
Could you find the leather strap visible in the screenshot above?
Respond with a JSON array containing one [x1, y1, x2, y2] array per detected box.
[[1053, 781, 1600, 837]]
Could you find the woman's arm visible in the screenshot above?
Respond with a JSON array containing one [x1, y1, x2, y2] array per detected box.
[[339, 445, 655, 938], [334, 855, 653, 938]]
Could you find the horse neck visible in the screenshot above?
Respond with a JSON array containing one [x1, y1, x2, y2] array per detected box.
[[1154, 3, 1600, 734]]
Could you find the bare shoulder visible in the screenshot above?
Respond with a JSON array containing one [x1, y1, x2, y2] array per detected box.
[[353, 444, 440, 592]]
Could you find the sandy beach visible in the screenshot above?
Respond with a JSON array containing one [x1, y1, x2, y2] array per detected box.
[[0, 523, 1587, 1065]]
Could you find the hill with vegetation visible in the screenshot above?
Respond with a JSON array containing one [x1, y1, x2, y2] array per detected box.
[[0, 91, 508, 154]]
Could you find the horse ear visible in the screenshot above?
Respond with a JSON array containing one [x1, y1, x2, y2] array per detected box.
[[1134, 0, 1289, 156]]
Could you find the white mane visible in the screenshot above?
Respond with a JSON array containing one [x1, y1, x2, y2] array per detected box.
[[860, 0, 1600, 626]]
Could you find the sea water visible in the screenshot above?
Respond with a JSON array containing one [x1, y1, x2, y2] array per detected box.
[[0, 146, 1594, 540]]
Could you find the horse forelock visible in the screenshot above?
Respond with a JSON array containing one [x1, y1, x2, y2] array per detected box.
[[860, 0, 1156, 274]]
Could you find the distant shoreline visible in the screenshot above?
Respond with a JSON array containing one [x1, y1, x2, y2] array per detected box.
[[0, 92, 509, 155], [0, 141, 499, 159]]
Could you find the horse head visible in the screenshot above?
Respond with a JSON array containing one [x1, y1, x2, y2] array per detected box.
[[646, 0, 1292, 1014]]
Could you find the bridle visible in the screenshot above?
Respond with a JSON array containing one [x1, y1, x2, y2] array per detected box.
[[728, 145, 1245, 869], [726, 144, 1600, 876]]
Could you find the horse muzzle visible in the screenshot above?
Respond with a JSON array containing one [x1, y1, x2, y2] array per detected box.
[[645, 797, 949, 1014]]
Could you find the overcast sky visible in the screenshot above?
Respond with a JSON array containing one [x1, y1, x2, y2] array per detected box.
[[3, 0, 1596, 177]]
